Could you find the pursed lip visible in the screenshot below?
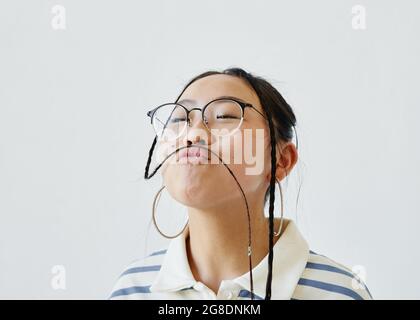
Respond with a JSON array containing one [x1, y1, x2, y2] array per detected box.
[[177, 146, 209, 162]]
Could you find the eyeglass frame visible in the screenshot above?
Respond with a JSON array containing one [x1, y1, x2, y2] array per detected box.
[[146, 96, 268, 139]]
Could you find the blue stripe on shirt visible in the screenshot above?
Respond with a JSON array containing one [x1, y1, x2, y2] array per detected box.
[[149, 249, 167, 256], [110, 285, 151, 299], [238, 290, 263, 300], [120, 265, 161, 277], [306, 257, 372, 299], [298, 278, 364, 300], [306, 262, 356, 279]]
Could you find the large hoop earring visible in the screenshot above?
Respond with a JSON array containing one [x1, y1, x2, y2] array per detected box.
[[273, 180, 284, 237], [152, 185, 188, 239]]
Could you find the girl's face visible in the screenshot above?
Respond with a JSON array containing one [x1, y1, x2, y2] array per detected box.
[[157, 74, 273, 210]]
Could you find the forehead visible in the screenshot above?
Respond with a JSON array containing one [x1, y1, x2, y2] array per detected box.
[[177, 74, 262, 111]]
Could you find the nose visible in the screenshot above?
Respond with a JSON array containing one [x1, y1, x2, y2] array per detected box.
[[182, 109, 209, 146]]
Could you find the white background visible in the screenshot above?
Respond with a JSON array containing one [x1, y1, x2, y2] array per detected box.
[[0, 0, 419, 299]]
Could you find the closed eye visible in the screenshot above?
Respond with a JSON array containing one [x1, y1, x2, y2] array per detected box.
[[169, 117, 187, 123], [216, 114, 240, 119]]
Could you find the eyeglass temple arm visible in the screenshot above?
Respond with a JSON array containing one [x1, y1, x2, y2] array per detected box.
[[247, 103, 298, 150], [246, 103, 268, 120]]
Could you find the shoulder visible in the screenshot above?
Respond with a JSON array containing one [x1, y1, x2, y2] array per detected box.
[[108, 248, 167, 300], [292, 250, 373, 300]]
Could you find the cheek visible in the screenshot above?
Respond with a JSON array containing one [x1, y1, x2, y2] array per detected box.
[[156, 140, 178, 163], [208, 129, 268, 192]]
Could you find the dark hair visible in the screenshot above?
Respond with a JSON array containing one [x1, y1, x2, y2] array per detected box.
[[173, 67, 298, 300]]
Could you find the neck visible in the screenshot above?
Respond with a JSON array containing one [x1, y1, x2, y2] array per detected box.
[[185, 198, 281, 295]]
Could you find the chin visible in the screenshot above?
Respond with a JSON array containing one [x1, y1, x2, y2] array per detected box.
[[169, 181, 217, 208]]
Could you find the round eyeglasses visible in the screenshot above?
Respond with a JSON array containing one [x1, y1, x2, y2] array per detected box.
[[146, 97, 266, 141]]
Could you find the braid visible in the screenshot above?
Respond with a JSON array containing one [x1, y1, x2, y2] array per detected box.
[[265, 115, 277, 300], [144, 136, 157, 180]]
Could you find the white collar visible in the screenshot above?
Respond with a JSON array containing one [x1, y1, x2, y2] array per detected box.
[[150, 218, 309, 299]]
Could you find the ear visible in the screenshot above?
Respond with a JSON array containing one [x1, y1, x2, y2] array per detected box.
[[275, 141, 298, 181]]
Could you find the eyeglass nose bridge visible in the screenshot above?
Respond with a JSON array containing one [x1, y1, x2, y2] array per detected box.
[[184, 107, 209, 128]]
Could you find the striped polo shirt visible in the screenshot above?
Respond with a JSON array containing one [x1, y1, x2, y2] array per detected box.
[[109, 219, 373, 300]]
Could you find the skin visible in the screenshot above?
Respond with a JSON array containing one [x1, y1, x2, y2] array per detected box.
[[157, 74, 298, 295]]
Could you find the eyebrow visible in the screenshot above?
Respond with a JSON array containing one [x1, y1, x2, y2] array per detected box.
[[177, 95, 246, 105]]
